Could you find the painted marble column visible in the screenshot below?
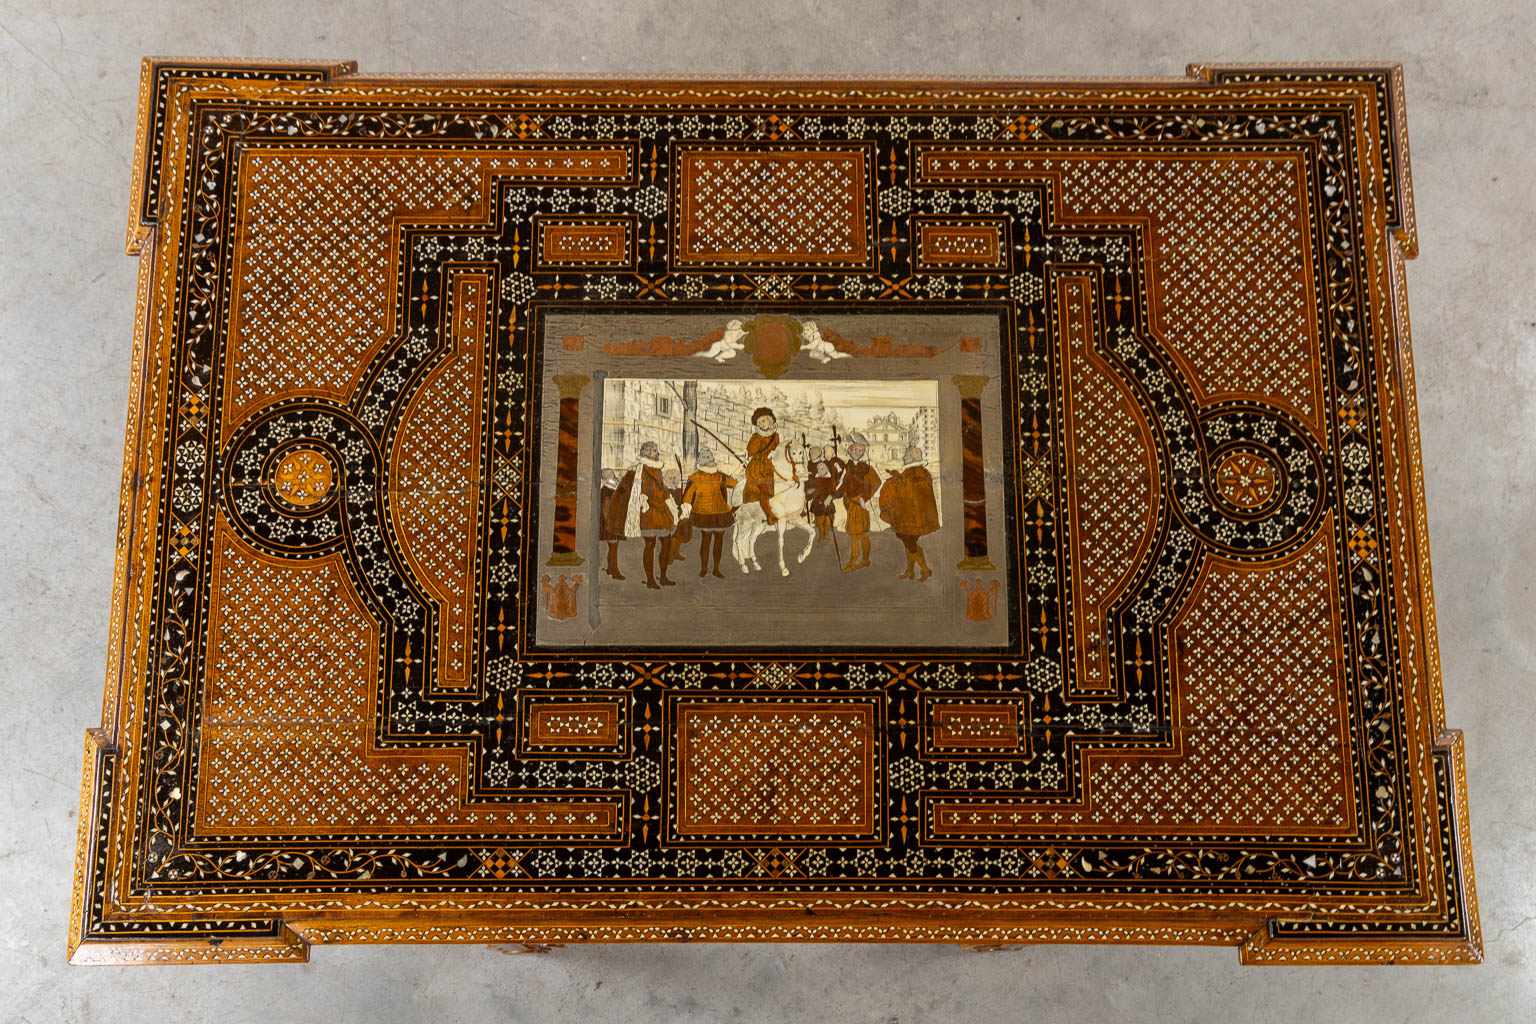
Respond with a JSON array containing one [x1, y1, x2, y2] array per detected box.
[[547, 373, 589, 566], [952, 374, 995, 571], [586, 370, 607, 628]]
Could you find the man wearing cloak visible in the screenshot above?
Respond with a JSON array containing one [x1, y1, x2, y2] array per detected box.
[[601, 440, 680, 589], [879, 444, 940, 581]]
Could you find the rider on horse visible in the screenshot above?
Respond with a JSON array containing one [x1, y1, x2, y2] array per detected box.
[[743, 407, 780, 526]]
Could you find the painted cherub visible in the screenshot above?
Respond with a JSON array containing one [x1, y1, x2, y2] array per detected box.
[[798, 320, 851, 364], [692, 318, 747, 363]]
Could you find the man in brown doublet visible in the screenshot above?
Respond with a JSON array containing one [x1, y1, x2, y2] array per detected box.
[[742, 407, 780, 525], [680, 449, 738, 578], [836, 433, 880, 574], [879, 445, 940, 581]]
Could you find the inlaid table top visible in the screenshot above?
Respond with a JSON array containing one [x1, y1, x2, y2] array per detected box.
[[70, 59, 1479, 964]]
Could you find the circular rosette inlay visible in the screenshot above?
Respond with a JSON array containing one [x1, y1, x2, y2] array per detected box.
[[1178, 403, 1326, 559], [221, 402, 378, 558], [1214, 448, 1281, 514], [271, 448, 336, 509]]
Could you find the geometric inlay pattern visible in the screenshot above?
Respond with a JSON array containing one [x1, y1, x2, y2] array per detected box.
[[675, 146, 873, 267], [71, 61, 1478, 965], [672, 698, 880, 840], [1085, 521, 1353, 829], [227, 153, 491, 435], [1053, 154, 1321, 424]]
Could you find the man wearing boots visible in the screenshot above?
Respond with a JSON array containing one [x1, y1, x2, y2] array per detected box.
[[806, 444, 842, 543], [743, 407, 781, 526], [612, 440, 680, 590], [679, 449, 737, 578], [665, 466, 692, 572], [837, 433, 880, 574], [598, 467, 627, 580], [879, 444, 940, 581]]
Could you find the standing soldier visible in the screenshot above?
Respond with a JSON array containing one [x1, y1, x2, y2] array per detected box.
[[743, 407, 780, 525], [613, 440, 680, 589], [680, 449, 738, 578], [598, 467, 626, 580], [879, 444, 940, 581], [805, 444, 843, 543], [837, 432, 880, 574]]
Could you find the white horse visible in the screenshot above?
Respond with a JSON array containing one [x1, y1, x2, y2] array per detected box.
[[730, 438, 817, 576]]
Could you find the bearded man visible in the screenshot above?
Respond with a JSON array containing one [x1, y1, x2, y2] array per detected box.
[[836, 433, 880, 574], [604, 440, 680, 589], [879, 444, 940, 581]]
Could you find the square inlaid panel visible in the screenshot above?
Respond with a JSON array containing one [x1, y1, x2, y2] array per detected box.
[[70, 59, 1480, 964]]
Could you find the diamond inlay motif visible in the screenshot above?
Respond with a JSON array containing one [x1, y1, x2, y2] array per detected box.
[[676, 704, 876, 835], [676, 148, 871, 267]]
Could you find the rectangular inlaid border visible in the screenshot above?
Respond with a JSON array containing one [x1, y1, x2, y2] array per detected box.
[[665, 691, 886, 845], [534, 215, 637, 270], [516, 690, 631, 760], [920, 692, 1033, 760], [670, 141, 877, 270], [913, 216, 1010, 271]]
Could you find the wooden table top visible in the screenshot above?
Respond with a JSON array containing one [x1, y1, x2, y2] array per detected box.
[[70, 59, 1479, 964]]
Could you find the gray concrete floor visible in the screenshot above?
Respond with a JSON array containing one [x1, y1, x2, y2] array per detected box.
[[2, 1, 1532, 1021]]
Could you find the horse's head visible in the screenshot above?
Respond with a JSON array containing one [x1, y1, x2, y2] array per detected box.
[[780, 438, 812, 469]]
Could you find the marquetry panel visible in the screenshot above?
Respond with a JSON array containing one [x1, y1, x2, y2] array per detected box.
[[669, 694, 883, 843], [672, 144, 875, 268], [535, 215, 636, 269], [920, 694, 1032, 759], [72, 62, 1476, 965], [1052, 152, 1322, 426], [197, 520, 624, 839], [913, 217, 1009, 271], [517, 691, 631, 759]]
